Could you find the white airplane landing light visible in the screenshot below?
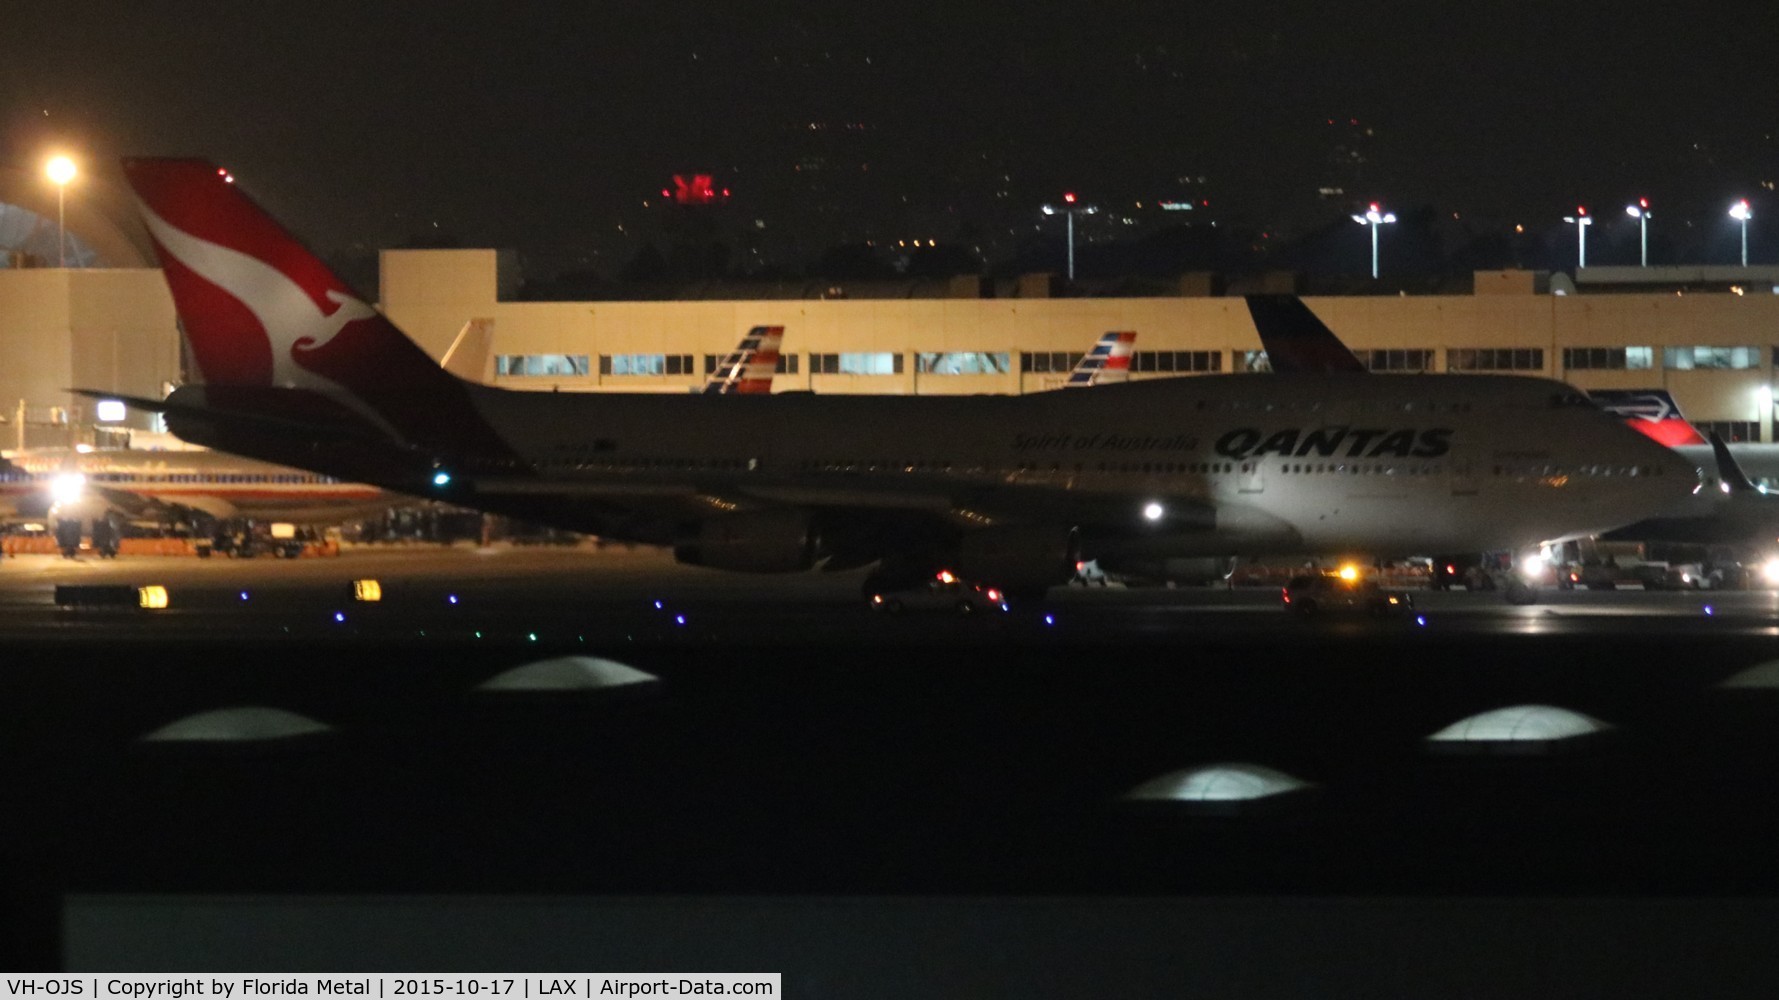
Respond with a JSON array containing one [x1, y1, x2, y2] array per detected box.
[[50, 473, 86, 505]]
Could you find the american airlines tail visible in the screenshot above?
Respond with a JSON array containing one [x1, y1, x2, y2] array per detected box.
[[1065, 331, 1135, 386], [703, 326, 784, 395], [1587, 389, 1709, 447]]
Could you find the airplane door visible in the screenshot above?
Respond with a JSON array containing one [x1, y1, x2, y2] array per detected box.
[[1239, 460, 1264, 494], [1450, 459, 1478, 496]]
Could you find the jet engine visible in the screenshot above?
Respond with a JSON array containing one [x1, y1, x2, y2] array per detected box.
[[673, 508, 821, 573], [954, 524, 1080, 594]]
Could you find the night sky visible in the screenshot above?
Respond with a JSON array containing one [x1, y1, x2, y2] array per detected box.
[[6, 1, 1778, 277]]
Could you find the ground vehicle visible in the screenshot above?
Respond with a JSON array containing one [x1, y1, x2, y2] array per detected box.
[[1282, 574, 1416, 617], [869, 571, 1010, 615]]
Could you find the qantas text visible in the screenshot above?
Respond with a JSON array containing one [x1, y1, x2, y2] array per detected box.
[[1214, 427, 1453, 460]]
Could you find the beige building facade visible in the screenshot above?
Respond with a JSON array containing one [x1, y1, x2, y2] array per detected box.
[[6, 248, 1779, 446], [381, 250, 1779, 443]]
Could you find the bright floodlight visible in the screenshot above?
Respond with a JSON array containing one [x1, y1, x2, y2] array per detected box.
[[1731, 200, 1753, 266], [1142, 501, 1165, 521], [46, 155, 76, 186], [1627, 199, 1651, 266], [50, 472, 85, 505], [1350, 203, 1397, 278], [95, 400, 126, 423]]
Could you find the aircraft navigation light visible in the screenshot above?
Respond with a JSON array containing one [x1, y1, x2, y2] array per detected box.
[[1142, 501, 1165, 521], [50, 473, 85, 505]]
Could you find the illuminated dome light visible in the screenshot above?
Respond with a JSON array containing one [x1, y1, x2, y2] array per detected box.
[[1425, 704, 1611, 755], [1123, 763, 1314, 815], [1714, 661, 1779, 691], [140, 706, 333, 744], [476, 655, 661, 696]]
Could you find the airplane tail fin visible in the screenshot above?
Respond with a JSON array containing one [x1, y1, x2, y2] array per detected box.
[[1707, 431, 1758, 494], [121, 159, 480, 444], [1586, 389, 1708, 447], [1066, 331, 1136, 386], [1243, 295, 1368, 373], [702, 326, 783, 395], [440, 319, 495, 382]]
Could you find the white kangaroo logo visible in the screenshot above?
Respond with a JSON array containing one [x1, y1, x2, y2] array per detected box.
[[135, 199, 376, 392]]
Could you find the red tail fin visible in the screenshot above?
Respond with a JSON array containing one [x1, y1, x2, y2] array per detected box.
[[123, 159, 491, 447]]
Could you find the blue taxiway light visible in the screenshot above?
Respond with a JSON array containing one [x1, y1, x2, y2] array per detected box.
[[1416, 615, 1428, 627], [1704, 605, 1716, 616], [1043, 614, 1056, 626], [654, 600, 664, 610], [239, 591, 250, 601], [675, 614, 687, 626], [333, 612, 346, 623], [447, 594, 459, 605], [432, 471, 452, 487]]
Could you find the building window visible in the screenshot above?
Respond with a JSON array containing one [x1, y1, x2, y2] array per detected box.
[[1448, 348, 1545, 372], [1132, 350, 1222, 373], [496, 354, 590, 377], [1562, 347, 1654, 370], [1663, 346, 1761, 370], [1365, 349, 1434, 372], [1020, 352, 1081, 373], [598, 353, 694, 376], [1238, 351, 1272, 373], [810, 352, 903, 375], [916, 352, 1011, 375], [1698, 420, 1760, 443], [704, 354, 799, 375]]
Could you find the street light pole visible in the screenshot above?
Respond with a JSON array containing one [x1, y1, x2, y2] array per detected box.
[[1349, 202, 1396, 280], [1731, 199, 1752, 266], [46, 155, 76, 268], [1562, 207, 1593, 268], [1626, 200, 1650, 267]]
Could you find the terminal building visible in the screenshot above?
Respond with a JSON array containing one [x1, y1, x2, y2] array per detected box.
[[5, 180, 1779, 449]]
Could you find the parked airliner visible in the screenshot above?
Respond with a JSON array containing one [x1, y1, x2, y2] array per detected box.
[[89, 159, 1696, 598]]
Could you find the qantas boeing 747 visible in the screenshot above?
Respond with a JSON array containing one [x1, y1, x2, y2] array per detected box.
[[91, 159, 1697, 599]]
